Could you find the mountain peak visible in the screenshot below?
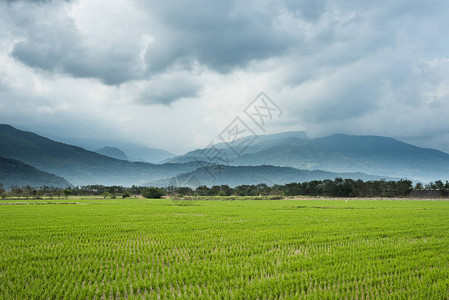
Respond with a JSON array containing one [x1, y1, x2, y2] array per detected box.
[[95, 146, 128, 161]]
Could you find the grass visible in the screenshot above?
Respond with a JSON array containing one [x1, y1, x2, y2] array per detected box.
[[1, 197, 448, 299]]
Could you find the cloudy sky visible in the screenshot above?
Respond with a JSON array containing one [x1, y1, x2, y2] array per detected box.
[[1, 0, 449, 154]]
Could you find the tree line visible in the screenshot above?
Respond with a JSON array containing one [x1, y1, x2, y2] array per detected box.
[[2, 179, 449, 199]]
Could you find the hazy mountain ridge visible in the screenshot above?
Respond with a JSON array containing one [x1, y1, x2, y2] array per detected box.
[[95, 146, 128, 161], [33, 130, 176, 163], [0, 125, 200, 186], [0, 156, 71, 188], [3, 125, 448, 187], [147, 165, 392, 187], [165, 131, 309, 163], [166, 132, 449, 182]]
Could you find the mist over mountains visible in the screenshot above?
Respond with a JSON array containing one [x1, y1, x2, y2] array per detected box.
[[41, 132, 177, 163], [0, 125, 199, 186], [1, 124, 448, 188], [167, 131, 449, 183], [148, 165, 392, 188], [0, 156, 70, 188], [95, 147, 128, 161]]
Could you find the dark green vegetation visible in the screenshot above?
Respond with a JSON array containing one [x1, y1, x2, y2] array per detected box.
[[168, 131, 449, 182], [0, 198, 448, 299], [152, 165, 391, 188], [6, 177, 449, 201], [0, 178, 418, 199], [0, 156, 70, 188], [143, 187, 166, 199]]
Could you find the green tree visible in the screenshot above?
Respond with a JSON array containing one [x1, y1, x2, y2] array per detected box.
[[63, 189, 72, 199], [196, 186, 210, 196], [143, 187, 165, 199], [415, 182, 424, 190], [176, 187, 193, 196], [0, 184, 6, 199], [218, 190, 227, 197]]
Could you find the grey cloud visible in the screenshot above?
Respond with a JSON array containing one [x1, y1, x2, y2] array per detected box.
[[6, 0, 296, 84], [284, 0, 327, 20], [277, 0, 449, 128], [7, 0, 374, 85], [143, 0, 293, 74], [5, 1, 147, 85], [136, 74, 202, 105], [3, 0, 449, 154], [13, 38, 145, 85], [1, 0, 70, 3]]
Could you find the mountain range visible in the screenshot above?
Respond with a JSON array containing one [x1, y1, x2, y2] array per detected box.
[[28, 129, 176, 163], [167, 131, 449, 183], [95, 146, 128, 161], [147, 165, 392, 188], [1, 124, 449, 188], [0, 156, 70, 188], [0, 125, 199, 186]]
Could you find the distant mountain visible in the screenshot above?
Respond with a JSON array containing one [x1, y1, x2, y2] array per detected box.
[[147, 165, 391, 187], [32, 131, 176, 163], [0, 156, 71, 188], [0, 125, 200, 186], [117, 144, 176, 163], [95, 146, 128, 161], [165, 131, 309, 163], [167, 131, 449, 182]]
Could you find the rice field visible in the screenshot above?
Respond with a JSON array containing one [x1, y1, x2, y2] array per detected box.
[[1, 198, 448, 299]]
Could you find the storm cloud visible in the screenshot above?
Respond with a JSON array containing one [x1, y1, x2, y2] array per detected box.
[[1, 0, 449, 153]]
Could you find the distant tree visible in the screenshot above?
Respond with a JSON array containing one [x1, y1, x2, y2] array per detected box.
[[10, 186, 22, 197], [0, 184, 5, 198], [396, 180, 413, 197], [0, 184, 6, 199], [101, 192, 112, 199], [414, 182, 424, 190], [218, 190, 227, 197], [30, 188, 38, 199], [176, 187, 193, 196], [143, 187, 165, 199], [220, 185, 233, 196], [435, 180, 445, 189], [122, 192, 130, 199], [195, 186, 210, 196], [63, 189, 72, 199], [209, 185, 221, 196], [426, 182, 438, 189], [255, 183, 270, 195]]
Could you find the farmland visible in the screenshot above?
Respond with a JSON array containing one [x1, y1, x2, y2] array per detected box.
[[1, 198, 448, 299]]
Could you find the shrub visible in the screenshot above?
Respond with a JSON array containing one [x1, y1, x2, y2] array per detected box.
[[143, 187, 165, 199]]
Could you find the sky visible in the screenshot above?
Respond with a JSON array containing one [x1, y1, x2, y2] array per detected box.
[[1, 0, 449, 154]]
